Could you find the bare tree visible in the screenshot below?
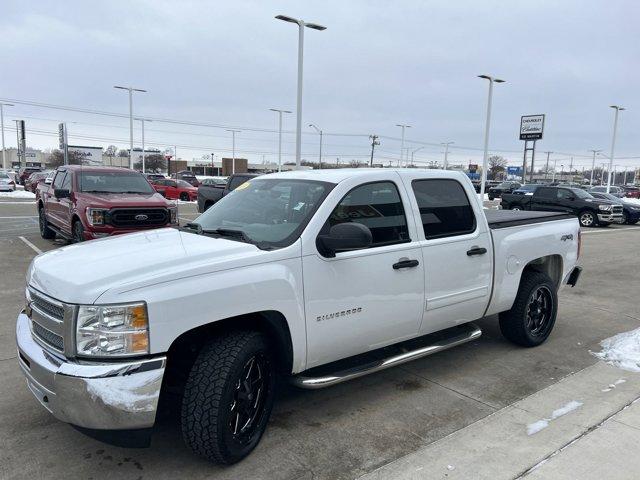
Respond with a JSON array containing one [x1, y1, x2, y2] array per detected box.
[[488, 155, 508, 179], [133, 154, 167, 173]]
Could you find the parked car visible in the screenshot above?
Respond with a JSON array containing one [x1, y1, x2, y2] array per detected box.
[[197, 173, 260, 212], [151, 178, 198, 201], [621, 185, 640, 199], [18, 166, 42, 185], [487, 181, 521, 200], [589, 185, 625, 198], [501, 185, 622, 227], [144, 173, 166, 182], [0, 171, 16, 191], [24, 171, 52, 193], [175, 170, 199, 187], [590, 192, 640, 224], [17, 169, 582, 463], [199, 176, 228, 187], [512, 184, 544, 196], [35, 166, 178, 242]]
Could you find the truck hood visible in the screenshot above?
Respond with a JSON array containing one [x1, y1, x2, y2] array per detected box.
[[78, 191, 170, 207], [28, 228, 264, 304]]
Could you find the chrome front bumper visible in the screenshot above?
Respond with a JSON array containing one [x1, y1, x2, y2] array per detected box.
[[16, 311, 166, 430], [597, 213, 623, 223]]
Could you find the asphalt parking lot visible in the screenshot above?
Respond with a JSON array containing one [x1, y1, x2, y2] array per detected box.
[[1, 197, 639, 480]]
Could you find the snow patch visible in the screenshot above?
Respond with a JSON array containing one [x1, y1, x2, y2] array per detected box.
[[0, 190, 35, 199], [526, 401, 583, 435], [622, 197, 640, 206], [593, 327, 640, 372]]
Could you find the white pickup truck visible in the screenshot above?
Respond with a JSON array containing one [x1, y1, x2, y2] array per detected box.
[[16, 169, 582, 464]]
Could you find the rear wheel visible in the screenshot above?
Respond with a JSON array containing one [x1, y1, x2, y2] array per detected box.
[[180, 192, 189, 201], [181, 331, 276, 464], [578, 210, 597, 227], [499, 271, 558, 347], [510, 205, 523, 211], [38, 208, 56, 239]]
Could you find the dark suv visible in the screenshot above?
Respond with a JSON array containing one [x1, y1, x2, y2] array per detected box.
[[488, 181, 521, 200]]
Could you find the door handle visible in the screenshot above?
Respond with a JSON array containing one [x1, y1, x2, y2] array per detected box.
[[393, 259, 420, 269], [467, 246, 487, 256]]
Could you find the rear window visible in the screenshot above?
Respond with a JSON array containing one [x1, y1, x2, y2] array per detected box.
[[411, 179, 476, 239], [229, 176, 252, 191]]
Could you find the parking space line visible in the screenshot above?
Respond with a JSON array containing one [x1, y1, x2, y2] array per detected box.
[[19, 236, 43, 254], [0, 216, 38, 219], [581, 227, 640, 235]]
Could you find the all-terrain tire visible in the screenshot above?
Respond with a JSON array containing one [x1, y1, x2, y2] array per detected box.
[[39, 207, 56, 239], [181, 331, 276, 464], [499, 271, 558, 347], [72, 219, 85, 243]]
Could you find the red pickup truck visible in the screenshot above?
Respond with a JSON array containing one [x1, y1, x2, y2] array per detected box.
[[36, 165, 178, 242]]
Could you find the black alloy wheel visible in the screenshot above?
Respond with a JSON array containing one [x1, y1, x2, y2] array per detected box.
[[228, 354, 269, 444], [525, 286, 554, 338]]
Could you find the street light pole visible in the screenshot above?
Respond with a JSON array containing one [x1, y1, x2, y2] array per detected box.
[[552, 157, 558, 183], [276, 15, 326, 170], [411, 147, 424, 165], [309, 123, 323, 169], [478, 75, 505, 199], [0, 103, 13, 170], [395, 124, 411, 167], [114, 85, 146, 169], [606, 105, 625, 193], [441, 142, 454, 170], [135, 118, 152, 173], [589, 149, 602, 186], [226, 129, 241, 174], [269, 108, 292, 172]]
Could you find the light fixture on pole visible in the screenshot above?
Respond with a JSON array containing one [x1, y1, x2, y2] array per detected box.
[[606, 105, 625, 193], [588, 149, 602, 186], [308, 123, 323, 169], [411, 147, 424, 165], [395, 124, 411, 167], [441, 142, 454, 170], [226, 129, 241, 174], [135, 118, 152, 173], [114, 85, 146, 169], [269, 108, 292, 172], [275, 15, 326, 170], [0, 103, 13, 170], [477, 75, 505, 199]]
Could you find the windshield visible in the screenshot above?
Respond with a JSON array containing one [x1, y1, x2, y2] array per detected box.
[[192, 178, 332, 249], [519, 184, 537, 191], [79, 171, 155, 194], [0, 172, 9, 179], [572, 188, 593, 199]]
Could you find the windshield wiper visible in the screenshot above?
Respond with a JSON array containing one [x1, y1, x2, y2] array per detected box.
[[200, 228, 272, 250]]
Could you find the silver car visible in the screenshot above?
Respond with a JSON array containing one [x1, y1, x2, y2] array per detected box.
[[0, 171, 16, 191]]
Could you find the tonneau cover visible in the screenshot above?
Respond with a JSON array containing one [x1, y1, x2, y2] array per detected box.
[[485, 209, 574, 229]]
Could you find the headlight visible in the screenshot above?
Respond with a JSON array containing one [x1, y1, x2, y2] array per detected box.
[[631, 206, 640, 211], [86, 208, 107, 226], [598, 204, 612, 211], [169, 207, 177, 224], [76, 302, 149, 357]]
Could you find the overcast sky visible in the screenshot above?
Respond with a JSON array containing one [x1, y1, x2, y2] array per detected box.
[[2, 0, 639, 170]]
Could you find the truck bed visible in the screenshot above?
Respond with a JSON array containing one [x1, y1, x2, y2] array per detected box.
[[485, 209, 574, 229]]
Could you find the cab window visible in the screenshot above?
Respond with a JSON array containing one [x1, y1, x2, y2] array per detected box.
[[52, 171, 67, 189], [324, 181, 410, 248]]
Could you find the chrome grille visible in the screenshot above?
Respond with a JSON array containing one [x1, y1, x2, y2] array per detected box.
[[30, 291, 64, 321], [32, 321, 64, 351], [612, 205, 623, 214]]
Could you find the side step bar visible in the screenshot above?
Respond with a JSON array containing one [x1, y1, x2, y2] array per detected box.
[[291, 323, 482, 389]]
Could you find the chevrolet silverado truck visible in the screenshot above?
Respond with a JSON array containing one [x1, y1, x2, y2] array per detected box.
[[501, 185, 623, 227], [197, 173, 259, 212], [17, 169, 582, 464], [36, 165, 178, 242]]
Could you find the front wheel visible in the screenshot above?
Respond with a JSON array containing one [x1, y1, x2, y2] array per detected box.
[[578, 210, 597, 227], [180, 192, 189, 201], [72, 220, 85, 243], [181, 331, 276, 464], [499, 271, 558, 347], [39, 208, 56, 239], [510, 205, 523, 211]]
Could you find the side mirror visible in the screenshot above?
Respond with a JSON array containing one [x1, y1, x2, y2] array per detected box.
[[54, 188, 70, 199], [568, 195, 575, 201], [317, 222, 373, 258]]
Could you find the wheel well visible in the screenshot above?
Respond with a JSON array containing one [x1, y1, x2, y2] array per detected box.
[[523, 255, 563, 290], [159, 311, 293, 408]]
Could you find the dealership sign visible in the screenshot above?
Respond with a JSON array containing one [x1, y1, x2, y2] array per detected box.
[[507, 166, 522, 176], [519, 114, 545, 140], [68, 145, 103, 166]]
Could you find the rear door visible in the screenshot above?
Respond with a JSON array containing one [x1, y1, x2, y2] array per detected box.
[[164, 180, 178, 199], [401, 173, 493, 334], [57, 172, 74, 234], [46, 169, 67, 228], [530, 187, 556, 211], [555, 188, 577, 214]]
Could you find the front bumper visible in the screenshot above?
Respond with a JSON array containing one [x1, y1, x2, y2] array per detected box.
[[597, 213, 623, 223], [16, 311, 166, 431]]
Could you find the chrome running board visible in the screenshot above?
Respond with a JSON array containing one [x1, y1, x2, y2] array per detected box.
[[291, 323, 482, 389]]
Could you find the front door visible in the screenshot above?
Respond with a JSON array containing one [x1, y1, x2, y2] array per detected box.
[[303, 179, 425, 368], [402, 175, 493, 334]]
